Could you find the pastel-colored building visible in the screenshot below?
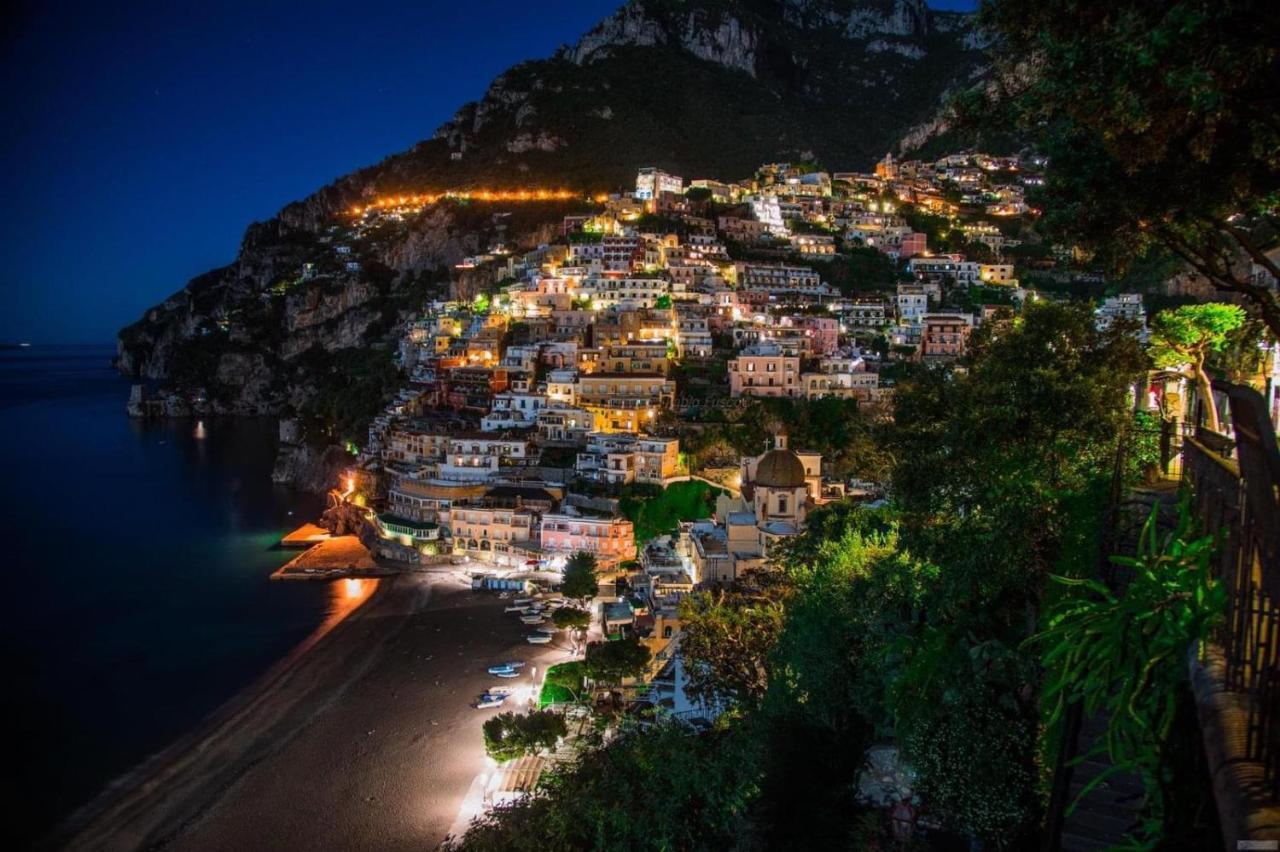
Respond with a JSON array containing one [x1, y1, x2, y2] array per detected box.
[[793, 316, 840, 356], [728, 344, 800, 398], [575, 372, 676, 433], [920, 314, 973, 361], [540, 510, 636, 566], [448, 505, 536, 565]]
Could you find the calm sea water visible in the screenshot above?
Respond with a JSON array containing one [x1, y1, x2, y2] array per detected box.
[[0, 345, 335, 848]]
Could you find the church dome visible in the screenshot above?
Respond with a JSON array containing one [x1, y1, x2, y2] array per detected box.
[[754, 449, 807, 489]]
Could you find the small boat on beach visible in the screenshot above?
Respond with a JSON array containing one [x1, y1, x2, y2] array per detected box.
[[520, 615, 545, 624], [492, 669, 520, 678], [504, 605, 527, 613], [526, 634, 552, 644], [488, 662, 524, 674], [475, 694, 508, 708], [536, 626, 557, 634]]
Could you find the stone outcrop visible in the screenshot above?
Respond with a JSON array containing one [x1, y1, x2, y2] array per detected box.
[[272, 420, 353, 494]]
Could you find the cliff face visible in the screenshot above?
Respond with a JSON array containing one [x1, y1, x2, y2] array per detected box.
[[117, 0, 987, 468]]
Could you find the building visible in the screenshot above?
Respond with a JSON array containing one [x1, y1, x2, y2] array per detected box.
[[674, 308, 714, 358], [689, 432, 821, 583], [897, 283, 932, 323], [979, 263, 1017, 286], [540, 509, 636, 567], [790, 234, 837, 256], [575, 373, 676, 433], [579, 275, 669, 309], [791, 316, 840, 356], [439, 436, 530, 481], [908, 254, 978, 283], [718, 216, 769, 243], [728, 344, 800, 398], [600, 342, 670, 375], [919, 314, 974, 361], [480, 393, 546, 431], [388, 476, 488, 524], [383, 426, 450, 466], [735, 262, 825, 295], [801, 355, 880, 401], [1096, 293, 1148, 338], [537, 405, 594, 445], [376, 513, 441, 550], [635, 167, 683, 200], [448, 504, 536, 564], [836, 299, 891, 332], [576, 433, 682, 485]]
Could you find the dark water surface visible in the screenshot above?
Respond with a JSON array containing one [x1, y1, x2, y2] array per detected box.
[[0, 345, 334, 848]]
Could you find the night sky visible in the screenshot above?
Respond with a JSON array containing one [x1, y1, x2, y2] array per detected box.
[[1, 0, 977, 344]]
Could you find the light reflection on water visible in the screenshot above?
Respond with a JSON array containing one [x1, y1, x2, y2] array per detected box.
[[328, 578, 379, 622]]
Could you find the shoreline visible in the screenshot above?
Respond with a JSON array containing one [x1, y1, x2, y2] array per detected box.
[[52, 572, 410, 851]]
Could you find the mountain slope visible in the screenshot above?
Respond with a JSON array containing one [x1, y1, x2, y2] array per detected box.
[[117, 0, 986, 448], [288, 0, 986, 224]]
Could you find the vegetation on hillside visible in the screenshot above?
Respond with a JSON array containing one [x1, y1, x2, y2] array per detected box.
[[619, 480, 722, 544], [962, 0, 1280, 337], [450, 301, 1216, 848]]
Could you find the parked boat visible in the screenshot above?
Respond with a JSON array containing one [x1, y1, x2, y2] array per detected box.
[[492, 669, 520, 678], [487, 662, 524, 674], [520, 615, 545, 624], [526, 634, 553, 644], [475, 694, 508, 708]]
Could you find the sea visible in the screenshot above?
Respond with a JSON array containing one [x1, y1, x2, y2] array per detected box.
[[0, 344, 338, 848]]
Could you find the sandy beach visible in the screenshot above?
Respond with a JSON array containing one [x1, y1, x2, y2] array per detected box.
[[58, 571, 569, 851]]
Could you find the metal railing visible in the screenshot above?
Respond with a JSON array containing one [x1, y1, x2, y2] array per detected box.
[[1182, 381, 1280, 798], [1044, 389, 1279, 851]]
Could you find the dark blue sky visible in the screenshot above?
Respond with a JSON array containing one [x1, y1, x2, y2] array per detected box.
[[1, 0, 976, 344]]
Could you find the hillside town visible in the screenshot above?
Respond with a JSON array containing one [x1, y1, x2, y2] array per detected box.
[[244, 148, 1280, 836], [337, 153, 1049, 572]]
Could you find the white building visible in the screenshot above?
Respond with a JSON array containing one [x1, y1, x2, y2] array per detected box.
[[480, 393, 547, 431], [635, 167, 684, 200], [438, 436, 529, 481]]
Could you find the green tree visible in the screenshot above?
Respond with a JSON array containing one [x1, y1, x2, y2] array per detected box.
[[551, 606, 591, 651], [1148, 303, 1245, 432], [965, 0, 1280, 337], [678, 587, 785, 709], [447, 722, 759, 851], [684, 186, 713, 204], [584, 637, 651, 685], [551, 605, 590, 632], [891, 302, 1145, 610], [482, 710, 568, 762], [560, 551, 598, 606]]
